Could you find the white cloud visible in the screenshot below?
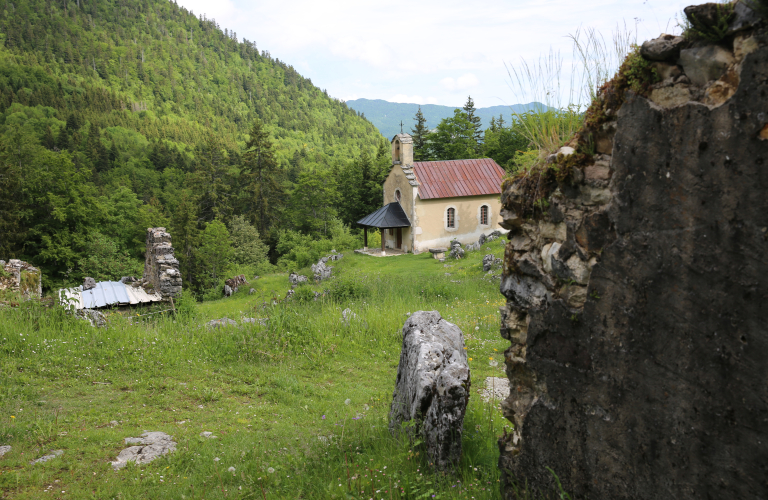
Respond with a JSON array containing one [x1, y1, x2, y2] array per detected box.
[[390, 94, 424, 104], [440, 74, 480, 92], [177, 0, 691, 107]]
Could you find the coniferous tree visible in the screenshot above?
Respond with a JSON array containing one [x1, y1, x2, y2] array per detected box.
[[411, 106, 429, 161], [462, 96, 483, 155], [241, 119, 283, 237]]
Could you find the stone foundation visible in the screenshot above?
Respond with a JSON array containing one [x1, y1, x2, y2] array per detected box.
[[0, 259, 42, 300]]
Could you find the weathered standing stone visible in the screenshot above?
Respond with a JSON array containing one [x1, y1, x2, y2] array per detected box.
[[111, 431, 176, 470], [449, 242, 464, 260], [389, 311, 470, 471], [223, 285, 233, 297], [483, 254, 496, 272]]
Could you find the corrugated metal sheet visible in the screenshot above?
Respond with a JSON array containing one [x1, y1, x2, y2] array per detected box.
[[357, 202, 411, 228], [412, 158, 506, 200], [58, 281, 164, 310]]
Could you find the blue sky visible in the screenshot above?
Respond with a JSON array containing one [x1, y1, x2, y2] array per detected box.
[[175, 0, 689, 108]]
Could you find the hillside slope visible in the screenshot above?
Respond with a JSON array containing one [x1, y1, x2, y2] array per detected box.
[[346, 98, 546, 138], [0, 0, 383, 160]]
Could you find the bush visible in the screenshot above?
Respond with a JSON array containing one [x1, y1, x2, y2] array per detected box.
[[292, 284, 316, 304], [174, 290, 198, 320], [327, 273, 370, 302]]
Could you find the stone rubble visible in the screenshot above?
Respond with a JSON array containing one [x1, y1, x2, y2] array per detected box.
[[82, 277, 97, 291], [75, 308, 108, 328], [448, 241, 464, 260], [389, 311, 470, 471], [111, 431, 176, 470], [31, 449, 64, 465], [0, 445, 10, 458], [288, 273, 308, 287], [224, 275, 248, 296], [206, 318, 237, 329]]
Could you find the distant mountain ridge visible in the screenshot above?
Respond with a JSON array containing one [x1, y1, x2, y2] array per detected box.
[[346, 98, 547, 139]]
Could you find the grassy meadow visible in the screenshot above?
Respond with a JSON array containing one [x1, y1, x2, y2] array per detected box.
[[0, 240, 515, 499]]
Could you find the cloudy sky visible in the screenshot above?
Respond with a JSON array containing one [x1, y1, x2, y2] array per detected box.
[[175, 0, 689, 108]]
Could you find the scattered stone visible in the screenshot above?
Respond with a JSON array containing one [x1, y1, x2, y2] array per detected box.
[[223, 285, 233, 297], [112, 432, 176, 470], [200, 431, 216, 439], [206, 318, 237, 329], [679, 45, 734, 87], [31, 450, 64, 464], [109, 420, 119, 428], [483, 254, 496, 272], [342, 308, 358, 325], [640, 34, 686, 61], [241, 317, 267, 326], [289, 273, 308, 287], [479, 377, 510, 402], [119, 276, 137, 284], [75, 308, 107, 328], [329, 253, 343, 261], [311, 260, 333, 281], [0, 445, 10, 458], [249, 288, 256, 295], [83, 277, 96, 291], [224, 275, 248, 295], [449, 242, 464, 260], [389, 311, 470, 471]]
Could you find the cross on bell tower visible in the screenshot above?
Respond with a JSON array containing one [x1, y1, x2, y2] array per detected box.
[[400, 120, 404, 134]]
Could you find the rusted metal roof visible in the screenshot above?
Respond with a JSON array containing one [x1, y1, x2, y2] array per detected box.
[[58, 281, 163, 310], [412, 158, 506, 200]]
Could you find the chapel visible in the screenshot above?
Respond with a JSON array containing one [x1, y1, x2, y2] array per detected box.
[[357, 133, 507, 254]]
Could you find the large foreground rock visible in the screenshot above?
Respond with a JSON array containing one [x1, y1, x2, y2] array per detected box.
[[389, 311, 470, 471], [112, 431, 176, 470], [497, 27, 768, 500]]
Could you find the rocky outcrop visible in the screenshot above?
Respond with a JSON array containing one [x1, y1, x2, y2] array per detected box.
[[497, 18, 768, 500], [75, 308, 108, 328], [111, 431, 176, 470], [143, 228, 182, 299], [0, 259, 42, 300], [288, 273, 308, 287], [389, 311, 470, 471], [224, 274, 248, 296], [448, 241, 464, 260]]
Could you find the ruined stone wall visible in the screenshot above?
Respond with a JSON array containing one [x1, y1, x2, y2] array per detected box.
[[497, 17, 768, 500], [143, 228, 182, 299], [0, 259, 42, 300]]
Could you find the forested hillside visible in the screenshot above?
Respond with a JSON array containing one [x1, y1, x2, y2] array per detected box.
[[0, 0, 388, 295]]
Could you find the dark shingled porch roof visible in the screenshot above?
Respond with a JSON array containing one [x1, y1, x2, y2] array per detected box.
[[357, 202, 411, 228]]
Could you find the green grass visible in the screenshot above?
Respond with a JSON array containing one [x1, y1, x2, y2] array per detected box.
[[0, 241, 514, 499]]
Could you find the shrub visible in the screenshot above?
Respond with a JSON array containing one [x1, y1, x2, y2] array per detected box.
[[327, 273, 370, 302]]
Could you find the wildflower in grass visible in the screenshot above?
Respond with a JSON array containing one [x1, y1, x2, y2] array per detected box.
[[214, 457, 220, 462], [228, 467, 235, 472], [344, 399, 351, 405], [267, 467, 275, 474], [322, 415, 326, 419], [469, 357, 473, 361], [10, 416, 14, 419]]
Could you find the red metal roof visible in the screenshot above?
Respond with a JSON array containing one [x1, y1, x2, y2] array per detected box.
[[412, 158, 506, 200]]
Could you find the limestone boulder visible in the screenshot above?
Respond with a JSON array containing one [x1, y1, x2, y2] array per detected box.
[[75, 308, 108, 328], [112, 431, 176, 470], [389, 311, 470, 471], [223, 285, 233, 297], [311, 260, 333, 281], [640, 34, 686, 61], [83, 277, 96, 291], [288, 273, 308, 287]]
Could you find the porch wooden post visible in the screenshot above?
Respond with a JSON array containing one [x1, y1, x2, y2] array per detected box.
[[363, 227, 368, 250], [381, 229, 386, 252]]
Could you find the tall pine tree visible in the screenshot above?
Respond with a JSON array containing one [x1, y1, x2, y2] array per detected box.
[[240, 119, 283, 237], [462, 96, 483, 155], [411, 106, 429, 161]]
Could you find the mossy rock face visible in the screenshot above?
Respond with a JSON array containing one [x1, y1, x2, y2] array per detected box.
[[19, 269, 42, 298]]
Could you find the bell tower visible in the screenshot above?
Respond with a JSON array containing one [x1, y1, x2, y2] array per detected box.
[[391, 133, 413, 166]]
